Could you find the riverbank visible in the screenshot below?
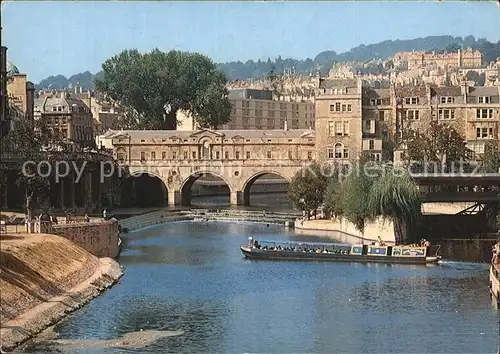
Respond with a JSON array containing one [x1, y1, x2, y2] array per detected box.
[[0, 233, 123, 352], [490, 240, 500, 305]]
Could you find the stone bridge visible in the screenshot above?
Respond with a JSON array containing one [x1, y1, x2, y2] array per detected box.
[[120, 159, 307, 206]]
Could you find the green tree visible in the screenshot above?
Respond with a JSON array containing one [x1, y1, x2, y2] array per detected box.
[[340, 167, 377, 231], [1, 119, 61, 220], [324, 174, 343, 218], [480, 140, 500, 173], [288, 162, 329, 218], [368, 167, 421, 240], [404, 121, 469, 172], [96, 49, 232, 130]]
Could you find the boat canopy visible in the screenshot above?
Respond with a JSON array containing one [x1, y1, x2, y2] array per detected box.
[[255, 240, 351, 247]]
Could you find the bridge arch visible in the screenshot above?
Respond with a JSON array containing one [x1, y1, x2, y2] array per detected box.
[[180, 170, 234, 206], [241, 171, 291, 206], [119, 170, 168, 208]]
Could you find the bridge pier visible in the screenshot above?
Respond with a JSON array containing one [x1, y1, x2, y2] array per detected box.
[[230, 190, 245, 206], [167, 190, 182, 206]]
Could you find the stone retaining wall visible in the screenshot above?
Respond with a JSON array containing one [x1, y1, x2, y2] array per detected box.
[[295, 218, 398, 245], [51, 219, 121, 258]]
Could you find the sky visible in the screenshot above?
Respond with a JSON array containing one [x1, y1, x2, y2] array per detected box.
[[2, 1, 500, 83]]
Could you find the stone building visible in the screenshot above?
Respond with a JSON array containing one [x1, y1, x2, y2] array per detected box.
[[34, 91, 94, 149], [314, 78, 365, 164], [314, 77, 500, 165], [0, 46, 7, 138], [177, 88, 315, 131], [397, 48, 483, 70], [6, 69, 35, 119]]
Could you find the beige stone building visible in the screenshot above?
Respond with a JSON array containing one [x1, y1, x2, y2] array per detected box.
[[7, 71, 35, 120], [314, 77, 500, 164], [395, 48, 483, 70], [314, 78, 365, 164], [34, 92, 95, 149], [177, 88, 315, 131]]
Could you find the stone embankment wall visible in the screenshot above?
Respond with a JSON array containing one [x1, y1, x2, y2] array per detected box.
[[295, 218, 398, 245], [51, 219, 121, 258], [0, 233, 123, 351]]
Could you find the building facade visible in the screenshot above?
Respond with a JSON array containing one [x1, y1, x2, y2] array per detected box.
[[314, 77, 500, 165], [34, 92, 95, 149], [177, 88, 315, 131], [397, 48, 483, 70]]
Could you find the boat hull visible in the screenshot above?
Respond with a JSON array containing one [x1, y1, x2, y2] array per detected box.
[[240, 246, 440, 264]]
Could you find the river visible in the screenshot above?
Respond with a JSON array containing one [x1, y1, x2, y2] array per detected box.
[[27, 221, 499, 353]]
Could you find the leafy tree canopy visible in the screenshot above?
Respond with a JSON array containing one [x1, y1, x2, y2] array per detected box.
[[403, 121, 469, 171], [95, 49, 232, 130], [288, 162, 329, 216], [1, 119, 62, 219], [480, 140, 500, 173]]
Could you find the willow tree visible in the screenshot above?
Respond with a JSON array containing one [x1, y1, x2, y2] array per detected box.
[[96, 49, 232, 130], [339, 167, 378, 231], [367, 167, 421, 242]]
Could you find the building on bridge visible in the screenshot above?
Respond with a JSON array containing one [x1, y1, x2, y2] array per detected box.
[[101, 128, 316, 206]]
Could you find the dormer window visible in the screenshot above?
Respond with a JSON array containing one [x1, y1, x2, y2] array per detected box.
[[478, 96, 490, 104], [370, 99, 382, 106], [405, 97, 419, 105], [440, 97, 453, 104]]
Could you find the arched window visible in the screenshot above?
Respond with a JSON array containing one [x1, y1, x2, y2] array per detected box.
[[116, 147, 127, 162], [334, 143, 342, 159]]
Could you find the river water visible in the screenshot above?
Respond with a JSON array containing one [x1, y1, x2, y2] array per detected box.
[[27, 221, 499, 353]]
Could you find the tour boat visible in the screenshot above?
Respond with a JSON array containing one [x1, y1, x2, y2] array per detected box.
[[240, 239, 442, 265]]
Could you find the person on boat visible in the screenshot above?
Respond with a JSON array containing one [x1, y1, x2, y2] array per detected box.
[[248, 237, 253, 247], [254, 240, 260, 249]]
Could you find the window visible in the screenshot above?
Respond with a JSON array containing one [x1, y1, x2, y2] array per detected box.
[[438, 109, 455, 120], [172, 151, 177, 159], [476, 109, 494, 119], [308, 151, 312, 160], [162, 151, 166, 160], [267, 151, 272, 159], [476, 127, 495, 139], [364, 120, 371, 132], [379, 111, 385, 121], [335, 121, 343, 136], [341, 104, 346, 112], [334, 143, 342, 159], [478, 96, 490, 104], [151, 152, 156, 160], [327, 148, 334, 159], [216, 151, 220, 159], [347, 104, 352, 112], [335, 102, 341, 111], [224, 151, 229, 159], [140, 151, 146, 161], [440, 96, 453, 104], [192, 151, 196, 159], [370, 99, 381, 106], [184, 151, 188, 159], [343, 121, 349, 136], [246, 151, 250, 159], [369, 139, 375, 150], [406, 110, 419, 120], [343, 149, 349, 159], [235, 151, 240, 159], [329, 105, 335, 112], [405, 97, 418, 105], [288, 151, 293, 159], [328, 121, 335, 136]]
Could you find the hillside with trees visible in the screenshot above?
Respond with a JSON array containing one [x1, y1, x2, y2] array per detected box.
[[35, 35, 500, 90]]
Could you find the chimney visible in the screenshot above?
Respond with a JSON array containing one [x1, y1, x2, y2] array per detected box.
[[74, 85, 77, 94], [284, 119, 288, 131], [60, 90, 65, 99], [80, 86, 83, 94]]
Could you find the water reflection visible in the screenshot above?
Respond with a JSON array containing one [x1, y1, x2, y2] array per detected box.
[[27, 221, 499, 353]]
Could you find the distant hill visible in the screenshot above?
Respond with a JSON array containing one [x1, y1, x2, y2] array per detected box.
[[35, 35, 500, 90]]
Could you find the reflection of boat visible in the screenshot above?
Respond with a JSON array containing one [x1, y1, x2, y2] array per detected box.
[[240, 240, 441, 265]]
